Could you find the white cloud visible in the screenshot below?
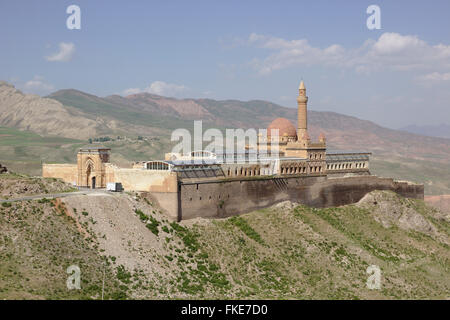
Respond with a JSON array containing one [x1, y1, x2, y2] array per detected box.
[[417, 72, 450, 82], [22, 76, 55, 94], [147, 81, 187, 96], [123, 88, 142, 95], [123, 81, 188, 97], [372, 33, 425, 54], [243, 32, 450, 75], [46, 42, 75, 62]]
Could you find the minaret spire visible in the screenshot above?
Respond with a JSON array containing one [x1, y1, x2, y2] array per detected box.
[[299, 80, 305, 90], [297, 80, 308, 140]]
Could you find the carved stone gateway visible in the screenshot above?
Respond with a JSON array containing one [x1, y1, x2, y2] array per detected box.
[[76, 146, 110, 188]]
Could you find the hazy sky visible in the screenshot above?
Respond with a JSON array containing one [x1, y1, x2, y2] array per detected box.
[[1, 0, 449, 129]]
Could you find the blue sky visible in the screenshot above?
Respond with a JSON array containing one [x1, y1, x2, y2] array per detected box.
[[1, 0, 450, 128]]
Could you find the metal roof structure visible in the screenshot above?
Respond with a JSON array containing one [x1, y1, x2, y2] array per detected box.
[[326, 150, 372, 155], [326, 153, 370, 162], [173, 163, 224, 179]]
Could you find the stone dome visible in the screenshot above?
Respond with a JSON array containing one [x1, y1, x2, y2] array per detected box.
[[267, 118, 297, 137]]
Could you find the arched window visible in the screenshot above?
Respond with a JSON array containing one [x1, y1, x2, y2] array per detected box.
[[146, 161, 171, 170]]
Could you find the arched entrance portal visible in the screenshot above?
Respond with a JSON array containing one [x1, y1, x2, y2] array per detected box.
[[76, 146, 111, 188], [86, 161, 96, 188]]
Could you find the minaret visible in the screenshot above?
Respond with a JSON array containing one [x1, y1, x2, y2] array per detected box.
[[297, 80, 308, 140]]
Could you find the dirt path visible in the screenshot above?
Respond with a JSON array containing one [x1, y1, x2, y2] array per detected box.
[[0, 189, 109, 203]]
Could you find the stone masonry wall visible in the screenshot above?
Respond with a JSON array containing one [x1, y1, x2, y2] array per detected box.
[[111, 168, 178, 193], [42, 164, 78, 185], [176, 175, 424, 220]]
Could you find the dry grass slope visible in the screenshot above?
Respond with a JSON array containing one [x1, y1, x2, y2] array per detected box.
[[0, 173, 448, 300]]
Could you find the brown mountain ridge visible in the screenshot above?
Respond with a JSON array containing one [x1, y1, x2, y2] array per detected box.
[[1, 81, 450, 194]]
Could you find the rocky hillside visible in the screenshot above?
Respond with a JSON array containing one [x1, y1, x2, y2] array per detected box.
[[1, 185, 448, 299], [0, 173, 76, 199], [400, 124, 450, 139], [0, 82, 163, 139], [0, 82, 101, 139]]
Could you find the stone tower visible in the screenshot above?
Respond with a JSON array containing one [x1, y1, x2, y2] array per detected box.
[[284, 80, 325, 162], [77, 146, 111, 188], [297, 80, 308, 141]]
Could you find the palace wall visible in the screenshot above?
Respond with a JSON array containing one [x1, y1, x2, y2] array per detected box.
[[42, 162, 424, 222], [109, 167, 178, 193], [108, 167, 180, 220], [141, 191, 180, 221], [176, 175, 424, 220], [42, 164, 78, 185]]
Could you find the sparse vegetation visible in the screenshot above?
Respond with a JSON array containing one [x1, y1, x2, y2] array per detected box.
[[228, 216, 264, 244], [0, 172, 448, 300], [146, 216, 160, 236]]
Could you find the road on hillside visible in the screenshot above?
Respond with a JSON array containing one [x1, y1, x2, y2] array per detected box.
[[0, 189, 113, 203]]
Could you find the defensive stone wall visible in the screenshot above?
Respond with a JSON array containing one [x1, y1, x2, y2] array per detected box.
[[111, 168, 178, 193], [42, 164, 78, 185], [141, 191, 180, 221], [176, 175, 424, 220]]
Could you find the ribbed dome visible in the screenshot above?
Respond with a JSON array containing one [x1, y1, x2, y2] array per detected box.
[[267, 118, 297, 137]]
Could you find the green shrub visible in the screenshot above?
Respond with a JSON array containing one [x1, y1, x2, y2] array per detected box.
[[146, 216, 160, 236], [228, 216, 264, 244], [116, 265, 132, 284], [135, 209, 148, 222]]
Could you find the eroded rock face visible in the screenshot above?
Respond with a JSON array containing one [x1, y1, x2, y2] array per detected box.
[[356, 190, 445, 239], [272, 200, 299, 210], [0, 175, 74, 198], [0, 82, 99, 139]]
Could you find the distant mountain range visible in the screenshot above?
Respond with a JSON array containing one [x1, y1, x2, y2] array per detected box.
[[2, 80, 450, 194], [1, 80, 450, 163], [400, 124, 450, 139]]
